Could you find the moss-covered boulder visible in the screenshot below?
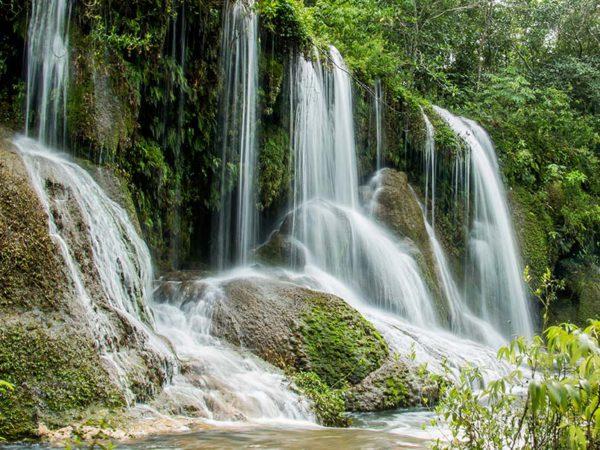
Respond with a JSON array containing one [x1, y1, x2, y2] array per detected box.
[[0, 138, 171, 440], [346, 355, 439, 412], [510, 187, 554, 291], [369, 168, 448, 323], [155, 274, 437, 423], [210, 277, 389, 386]]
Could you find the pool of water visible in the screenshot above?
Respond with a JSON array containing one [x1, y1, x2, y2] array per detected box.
[[1, 409, 441, 449]]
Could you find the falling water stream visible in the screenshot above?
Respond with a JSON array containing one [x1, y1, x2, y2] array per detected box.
[[214, 0, 260, 268], [12, 0, 534, 446], [25, 0, 71, 146], [433, 106, 533, 339], [375, 79, 384, 170]]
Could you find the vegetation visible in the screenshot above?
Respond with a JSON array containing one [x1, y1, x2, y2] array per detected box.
[[301, 295, 389, 387], [292, 371, 349, 427], [434, 321, 600, 449]]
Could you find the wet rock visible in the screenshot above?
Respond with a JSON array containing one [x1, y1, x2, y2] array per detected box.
[[551, 262, 600, 327], [346, 355, 439, 412], [211, 277, 389, 386], [254, 231, 306, 268], [369, 168, 448, 323], [0, 138, 172, 440]]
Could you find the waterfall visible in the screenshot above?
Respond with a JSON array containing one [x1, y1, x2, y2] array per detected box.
[[287, 49, 438, 327], [434, 106, 533, 339], [422, 112, 436, 228], [214, 0, 260, 268], [375, 79, 384, 170], [153, 270, 313, 421], [25, 0, 71, 147], [13, 136, 173, 403], [330, 47, 359, 208], [422, 207, 505, 348]]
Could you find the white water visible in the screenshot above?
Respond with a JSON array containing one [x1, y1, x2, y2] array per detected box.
[[288, 49, 438, 326], [375, 79, 384, 170], [282, 49, 515, 382], [14, 136, 310, 421], [153, 270, 313, 422], [13, 136, 173, 403], [215, 0, 259, 268], [26, 0, 71, 147], [434, 106, 533, 339], [422, 112, 436, 228]]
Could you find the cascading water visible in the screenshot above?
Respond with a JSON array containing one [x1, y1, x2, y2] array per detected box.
[[214, 0, 260, 268], [422, 112, 436, 228], [19, 0, 310, 423], [374, 79, 384, 170], [288, 49, 438, 326], [434, 106, 533, 339], [25, 0, 71, 147], [152, 270, 313, 422], [13, 136, 173, 403]]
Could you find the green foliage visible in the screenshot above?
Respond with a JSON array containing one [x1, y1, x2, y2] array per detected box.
[[382, 373, 409, 410], [525, 267, 565, 330], [460, 72, 600, 264], [292, 372, 349, 427], [258, 0, 311, 51], [258, 125, 290, 210], [0, 379, 14, 437], [117, 138, 178, 266], [434, 322, 600, 449], [301, 295, 389, 387]]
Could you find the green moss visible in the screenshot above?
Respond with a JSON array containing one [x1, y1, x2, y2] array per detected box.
[[258, 125, 290, 211], [292, 371, 349, 427], [300, 295, 389, 387], [0, 321, 124, 440], [117, 137, 176, 269], [0, 147, 68, 311], [510, 187, 553, 290]]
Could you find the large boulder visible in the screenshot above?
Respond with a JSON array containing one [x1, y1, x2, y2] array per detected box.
[[254, 230, 306, 268], [156, 273, 438, 422], [369, 168, 448, 322], [346, 356, 439, 412], [0, 137, 171, 440], [212, 277, 390, 386]]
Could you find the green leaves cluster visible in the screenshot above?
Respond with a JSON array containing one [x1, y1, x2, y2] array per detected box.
[[292, 371, 349, 427], [434, 322, 600, 449]]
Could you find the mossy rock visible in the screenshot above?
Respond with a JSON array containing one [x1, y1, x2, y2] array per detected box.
[[0, 318, 124, 440], [369, 168, 449, 324], [0, 138, 172, 440], [158, 275, 391, 424], [509, 186, 554, 291], [550, 262, 600, 327], [0, 140, 69, 311], [254, 231, 306, 268], [209, 277, 389, 386], [346, 355, 439, 412], [300, 295, 388, 386]]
